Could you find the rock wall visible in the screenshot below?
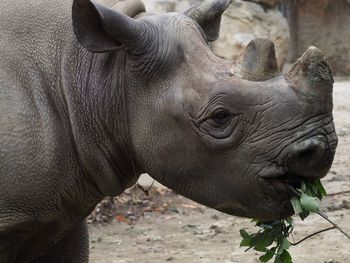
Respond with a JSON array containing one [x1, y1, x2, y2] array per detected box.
[[211, 0, 289, 68], [142, 0, 290, 68], [281, 0, 350, 76], [132, 0, 350, 75]]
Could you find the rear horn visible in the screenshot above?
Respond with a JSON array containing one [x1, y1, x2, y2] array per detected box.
[[240, 38, 280, 81]]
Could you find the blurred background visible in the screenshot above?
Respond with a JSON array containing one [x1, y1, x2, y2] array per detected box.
[[143, 0, 350, 76]]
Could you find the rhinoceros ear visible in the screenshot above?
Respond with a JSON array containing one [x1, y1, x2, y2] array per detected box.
[[184, 0, 231, 42], [72, 0, 145, 52]]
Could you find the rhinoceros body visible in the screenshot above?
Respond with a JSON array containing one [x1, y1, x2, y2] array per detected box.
[[0, 1, 104, 262], [0, 0, 337, 262]]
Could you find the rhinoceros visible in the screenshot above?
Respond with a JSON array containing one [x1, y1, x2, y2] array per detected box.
[[0, 0, 337, 262]]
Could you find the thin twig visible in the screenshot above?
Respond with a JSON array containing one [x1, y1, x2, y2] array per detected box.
[[287, 185, 350, 197], [291, 232, 296, 244], [288, 186, 301, 197], [286, 184, 350, 240], [291, 226, 336, 246], [244, 246, 254, 252], [317, 211, 350, 240]]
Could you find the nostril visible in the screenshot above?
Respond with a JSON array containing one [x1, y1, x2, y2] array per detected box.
[[288, 138, 327, 178], [296, 145, 323, 164], [298, 149, 315, 161]]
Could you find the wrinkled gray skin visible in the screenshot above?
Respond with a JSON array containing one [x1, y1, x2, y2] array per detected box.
[[0, 0, 337, 262]]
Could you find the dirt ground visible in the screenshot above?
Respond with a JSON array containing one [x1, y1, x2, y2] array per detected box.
[[88, 80, 350, 263]]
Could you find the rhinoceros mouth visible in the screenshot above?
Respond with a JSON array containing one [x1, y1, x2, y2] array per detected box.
[[263, 173, 307, 208], [284, 175, 303, 190], [260, 172, 305, 196]]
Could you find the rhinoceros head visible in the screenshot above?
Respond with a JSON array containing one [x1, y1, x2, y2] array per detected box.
[[72, 0, 337, 220]]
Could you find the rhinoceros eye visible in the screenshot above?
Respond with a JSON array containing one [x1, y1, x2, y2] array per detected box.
[[212, 109, 231, 124]]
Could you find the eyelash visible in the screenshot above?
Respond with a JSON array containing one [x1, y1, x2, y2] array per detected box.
[[212, 109, 232, 124]]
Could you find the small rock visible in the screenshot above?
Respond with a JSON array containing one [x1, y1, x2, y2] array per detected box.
[[209, 225, 226, 234], [211, 214, 219, 220], [146, 235, 164, 241]]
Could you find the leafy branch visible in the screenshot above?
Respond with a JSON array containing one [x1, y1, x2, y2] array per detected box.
[[240, 179, 350, 263], [287, 184, 350, 240]]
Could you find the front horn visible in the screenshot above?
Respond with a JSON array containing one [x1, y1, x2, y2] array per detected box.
[[184, 0, 232, 42], [286, 46, 334, 95]]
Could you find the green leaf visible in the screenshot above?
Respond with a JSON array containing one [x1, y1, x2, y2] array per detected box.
[[277, 238, 290, 255], [290, 197, 303, 215], [280, 249, 292, 263], [240, 229, 250, 239], [239, 229, 253, 247], [259, 247, 277, 262], [254, 231, 275, 248], [240, 236, 252, 247], [274, 254, 282, 263], [300, 193, 320, 212], [254, 245, 268, 252], [281, 238, 291, 250], [313, 179, 327, 198]]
